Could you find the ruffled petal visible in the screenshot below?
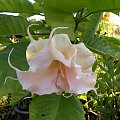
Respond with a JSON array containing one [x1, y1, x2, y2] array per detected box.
[[26, 24, 51, 71], [49, 33, 75, 67], [26, 39, 49, 62], [28, 47, 53, 72], [8, 48, 59, 95], [51, 34, 72, 54], [76, 43, 96, 70], [15, 62, 59, 95], [65, 67, 96, 94], [27, 27, 75, 71], [55, 63, 70, 93]]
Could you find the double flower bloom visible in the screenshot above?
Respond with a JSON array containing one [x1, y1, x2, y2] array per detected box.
[[8, 26, 97, 96]]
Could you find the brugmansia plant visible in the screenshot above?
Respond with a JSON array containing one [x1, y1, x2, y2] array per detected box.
[[0, 0, 120, 120]]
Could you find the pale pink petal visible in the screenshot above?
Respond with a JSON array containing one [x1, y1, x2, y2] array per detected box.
[[49, 45, 74, 67], [8, 27, 97, 96], [8, 48, 59, 95], [28, 47, 53, 72], [27, 24, 48, 59], [27, 27, 75, 71], [65, 67, 96, 94], [51, 34, 72, 54], [26, 24, 51, 71], [15, 62, 59, 95], [26, 39, 49, 62], [76, 43, 96, 70], [49, 34, 75, 67], [55, 63, 70, 93]]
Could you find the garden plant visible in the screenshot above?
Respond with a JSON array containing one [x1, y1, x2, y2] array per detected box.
[[0, 0, 120, 120]]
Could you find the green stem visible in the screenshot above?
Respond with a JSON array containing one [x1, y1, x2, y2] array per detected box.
[[74, 8, 84, 32]]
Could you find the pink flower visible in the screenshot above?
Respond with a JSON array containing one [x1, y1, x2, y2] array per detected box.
[[8, 25, 97, 95]]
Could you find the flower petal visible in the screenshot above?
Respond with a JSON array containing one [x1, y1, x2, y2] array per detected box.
[[26, 27, 75, 71], [76, 43, 96, 70], [26, 39, 49, 62], [26, 24, 52, 71], [8, 49, 59, 95], [51, 34, 72, 54], [27, 24, 39, 42], [65, 67, 96, 94], [55, 63, 70, 93], [49, 34, 75, 67], [15, 62, 59, 95], [27, 46, 53, 72]]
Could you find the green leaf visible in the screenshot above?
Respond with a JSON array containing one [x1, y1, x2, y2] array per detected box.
[[0, 72, 7, 88], [43, 0, 87, 40], [96, 79, 108, 93], [0, 39, 29, 85], [29, 94, 85, 120], [44, 0, 86, 13], [33, 2, 43, 13], [34, 0, 44, 4], [81, 12, 102, 40], [114, 62, 120, 75], [0, 0, 33, 13], [0, 78, 22, 96], [0, 38, 30, 104], [43, 1, 76, 40], [0, 14, 30, 36], [116, 73, 120, 87], [0, 39, 29, 101], [0, 77, 28, 105], [0, 36, 11, 44], [44, 7, 74, 27], [44, 0, 85, 27], [87, 0, 120, 14], [86, 37, 120, 59], [10, 91, 28, 105]]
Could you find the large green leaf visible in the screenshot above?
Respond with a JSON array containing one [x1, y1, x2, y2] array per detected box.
[[0, 39, 29, 101], [87, 0, 120, 14], [43, 0, 86, 40], [33, 2, 43, 13], [0, 77, 28, 104], [0, 37, 11, 44], [0, 78, 22, 96], [0, 0, 33, 13], [81, 12, 102, 40], [45, 0, 86, 13], [44, 0, 86, 27], [44, 2, 74, 27], [0, 14, 30, 36], [29, 94, 84, 120], [0, 46, 28, 102], [35, 0, 44, 4], [86, 37, 120, 59], [0, 39, 29, 85]]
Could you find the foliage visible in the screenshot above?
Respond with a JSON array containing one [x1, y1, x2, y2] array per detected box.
[[79, 55, 120, 120], [96, 20, 115, 37], [0, 0, 120, 120], [30, 94, 84, 120], [0, 94, 13, 120]]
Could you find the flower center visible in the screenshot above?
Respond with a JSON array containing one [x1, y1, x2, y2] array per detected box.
[[55, 62, 69, 93], [59, 62, 65, 78]]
